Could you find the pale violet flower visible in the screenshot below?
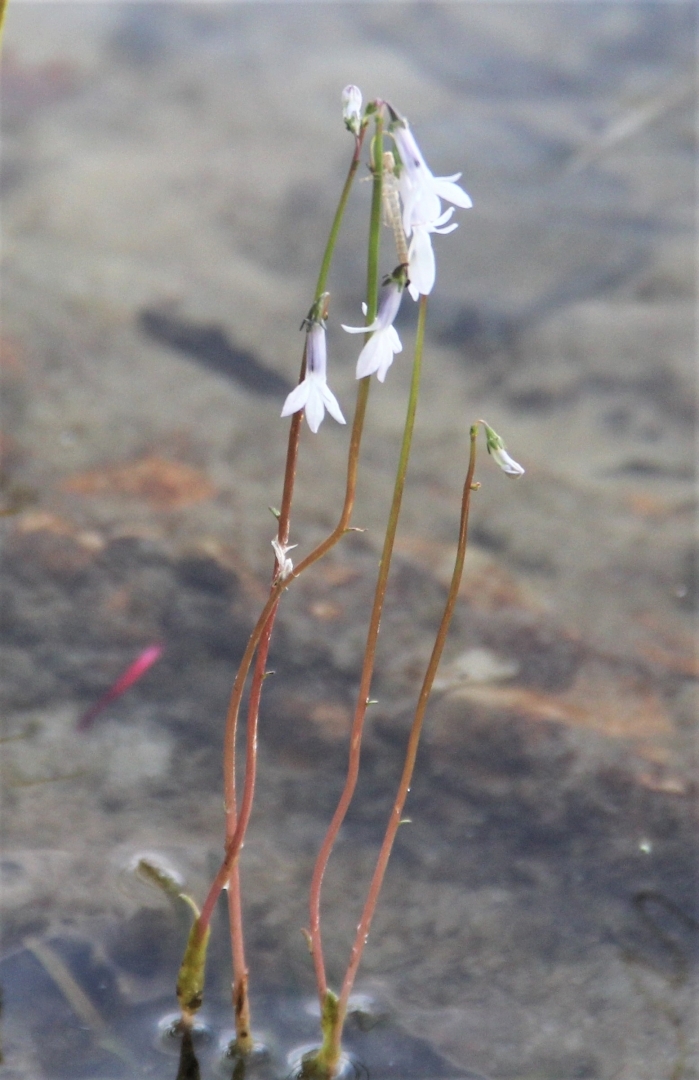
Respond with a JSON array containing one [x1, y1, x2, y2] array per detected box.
[[483, 423, 525, 477], [272, 538, 297, 580], [407, 209, 458, 301], [342, 85, 362, 136], [392, 119, 472, 237], [281, 322, 346, 433], [342, 278, 404, 382]]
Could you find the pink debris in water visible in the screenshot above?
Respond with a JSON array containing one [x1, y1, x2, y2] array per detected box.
[[76, 643, 164, 731]]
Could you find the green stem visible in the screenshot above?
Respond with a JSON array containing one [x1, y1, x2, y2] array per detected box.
[[305, 112, 384, 1004], [315, 129, 366, 299], [306, 292, 427, 1048]]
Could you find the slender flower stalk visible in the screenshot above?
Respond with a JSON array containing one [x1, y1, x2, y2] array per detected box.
[[223, 107, 369, 853], [187, 107, 380, 1043], [289, 107, 385, 586], [332, 425, 480, 1047], [305, 292, 428, 1045], [302, 112, 385, 1011], [303, 418, 519, 1071], [222, 325, 307, 1055], [191, 290, 377, 970]]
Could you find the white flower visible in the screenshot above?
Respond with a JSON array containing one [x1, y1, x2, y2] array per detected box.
[[392, 120, 472, 236], [281, 323, 346, 434], [342, 85, 362, 136], [342, 281, 403, 382], [483, 423, 525, 477], [407, 209, 457, 300], [272, 538, 297, 580]]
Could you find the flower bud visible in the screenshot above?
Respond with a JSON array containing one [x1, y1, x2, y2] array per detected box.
[[342, 85, 362, 136], [483, 423, 525, 477]]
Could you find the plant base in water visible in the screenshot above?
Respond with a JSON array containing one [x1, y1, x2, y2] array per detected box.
[[288, 1044, 358, 1080], [222, 1038, 273, 1079]]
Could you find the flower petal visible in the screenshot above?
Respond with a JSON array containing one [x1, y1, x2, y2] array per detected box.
[[433, 178, 472, 209], [356, 334, 383, 380], [342, 318, 381, 335], [379, 282, 404, 329], [386, 326, 402, 353], [406, 187, 442, 234], [375, 342, 396, 383], [281, 379, 310, 418], [432, 206, 455, 228], [490, 446, 525, 477], [408, 227, 436, 298], [303, 382, 326, 433], [319, 381, 346, 426]]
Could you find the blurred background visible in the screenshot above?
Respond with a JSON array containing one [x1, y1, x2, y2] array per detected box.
[[1, 3, 696, 1079]]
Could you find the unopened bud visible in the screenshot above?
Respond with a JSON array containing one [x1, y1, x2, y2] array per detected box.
[[342, 85, 362, 136], [483, 423, 525, 477]]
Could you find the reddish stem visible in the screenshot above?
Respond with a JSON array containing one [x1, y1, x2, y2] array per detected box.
[[197, 379, 371, 937], [197, 122, 371, 1012], [224, 387, 303, 1047], [307, 292, 426, 1002], [335, 425, 479, 1035]]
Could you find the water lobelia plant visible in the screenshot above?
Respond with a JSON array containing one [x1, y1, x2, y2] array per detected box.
[[165, 88, 524, 1078]]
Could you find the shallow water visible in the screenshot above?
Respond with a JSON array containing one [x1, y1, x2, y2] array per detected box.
[[2, 933, 489, 1078], [1, 4, 697, 1079]]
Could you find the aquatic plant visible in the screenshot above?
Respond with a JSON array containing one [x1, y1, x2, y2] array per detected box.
[[163, 89, 523, 1077]]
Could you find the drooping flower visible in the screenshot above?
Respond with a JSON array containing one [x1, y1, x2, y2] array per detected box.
[[281, 322, 346, 433], [482, 423, 525, 477], [342, 274, 405, 382], [342, 85, 363, 136], [391, 119, 472, 237], [407, 208, 458, 301]]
